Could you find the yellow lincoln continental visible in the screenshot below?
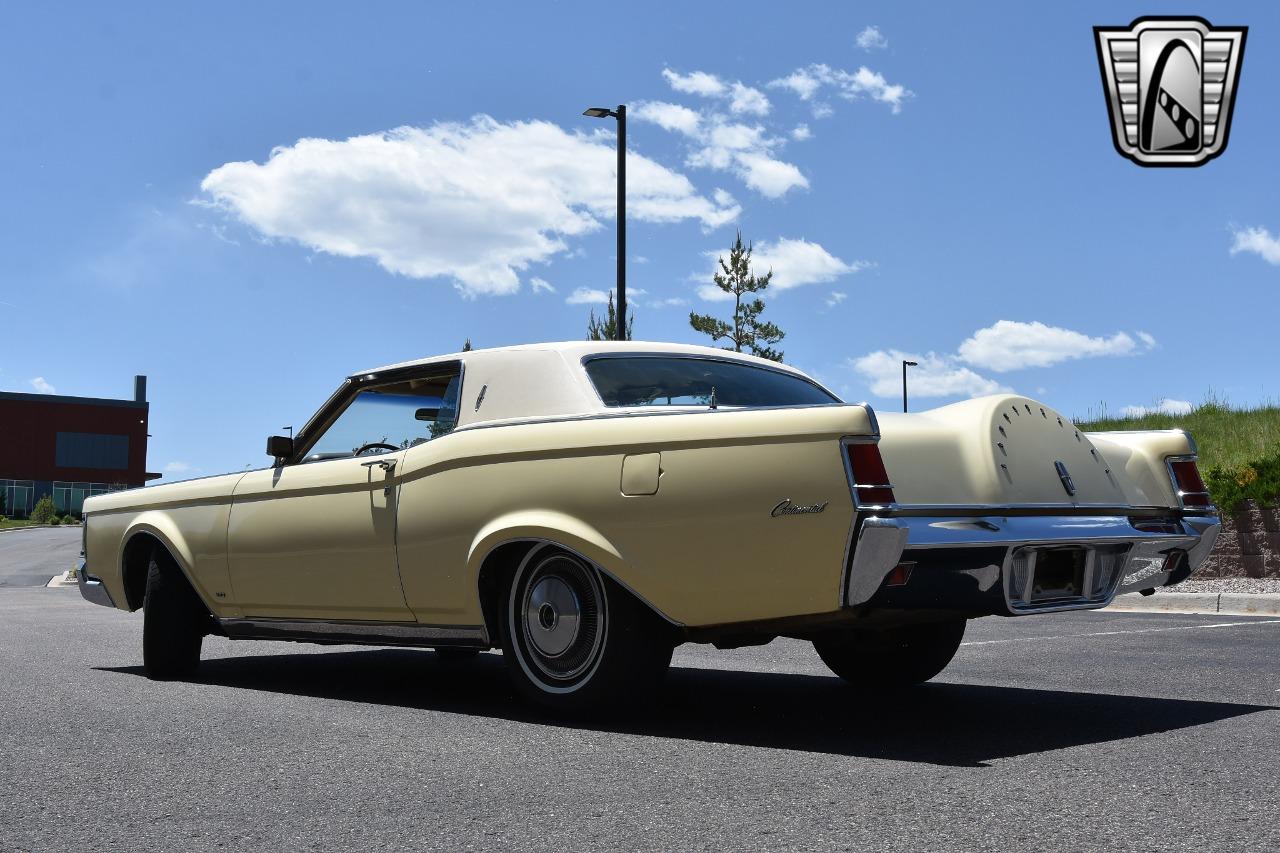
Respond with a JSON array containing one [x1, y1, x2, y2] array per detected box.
[[78, 342, 1219, 710]]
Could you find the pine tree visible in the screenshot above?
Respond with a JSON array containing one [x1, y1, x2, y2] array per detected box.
[[689, 232, 784, 361], [461, 338, 473, 352], [587, 292, 634, 341]]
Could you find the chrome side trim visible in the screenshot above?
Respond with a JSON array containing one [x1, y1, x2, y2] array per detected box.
[[77, 561, 115, 608], [219, 617, 488, 647], [844, 517, 909, 607]]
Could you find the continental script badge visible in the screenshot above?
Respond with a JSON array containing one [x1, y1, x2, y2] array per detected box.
[[1094, 17, 1246, 166]]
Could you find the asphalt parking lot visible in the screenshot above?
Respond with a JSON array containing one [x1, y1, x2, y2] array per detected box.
[[0, 527, 80, 587], [1, 584, 1277, 853]]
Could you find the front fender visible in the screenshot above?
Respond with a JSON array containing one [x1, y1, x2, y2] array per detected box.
[[119, 513, 206, 610]]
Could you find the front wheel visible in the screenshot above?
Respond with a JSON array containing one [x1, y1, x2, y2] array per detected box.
[[813, 619, 966, 688], [501, 546, 673, 711], [142, 549, 207, 680]]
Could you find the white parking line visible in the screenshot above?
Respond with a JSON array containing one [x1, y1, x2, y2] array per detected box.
[[962, 618, 1280, 647]]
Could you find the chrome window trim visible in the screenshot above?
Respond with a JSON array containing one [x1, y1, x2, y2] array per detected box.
[[284, 360, 466, 466], [453, 402, 878, 435], [578, 351, 842, 408]]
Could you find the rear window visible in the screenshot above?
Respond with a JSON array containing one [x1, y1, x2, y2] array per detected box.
[[584, 356, 839, 408]]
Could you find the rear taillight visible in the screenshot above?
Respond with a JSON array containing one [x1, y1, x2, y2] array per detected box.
[[1167, 456, 1212, 509], [845, 441, 896, 507]]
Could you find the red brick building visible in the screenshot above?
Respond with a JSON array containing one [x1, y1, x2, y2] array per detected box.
[[0, 376, 158, 517]]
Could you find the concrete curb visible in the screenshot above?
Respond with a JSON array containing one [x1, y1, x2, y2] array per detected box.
[[1108, 592, 1280, 617], [45, 570, 78, 588], [0, 525, 57, 535]]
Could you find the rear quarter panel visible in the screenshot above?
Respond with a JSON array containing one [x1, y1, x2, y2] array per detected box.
[[395, 405, 875, 627], [1084, 430, 1195, 508]]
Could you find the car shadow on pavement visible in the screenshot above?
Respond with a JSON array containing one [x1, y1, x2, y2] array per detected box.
[[98, 649, 1276, 768]]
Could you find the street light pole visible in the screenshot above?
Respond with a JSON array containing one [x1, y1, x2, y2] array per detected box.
[[902, 360, 918, 413], [583, 104, 627, 341]]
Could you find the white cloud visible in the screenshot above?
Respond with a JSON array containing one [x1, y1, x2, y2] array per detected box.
[[856, 25, 889, 51], [646, 296, 690, 309], [662, 68, 770, 116], [529, 277, 556, 294], [29, 377, 55, 394], [791, 124, 812, 141], [662, 68, 727, 97], [1137, 330, 1156, 349], [1230, 226, 1280, 264], [633, 101, 701, 137], [733, 152, 809, 197], [850, 350, 1010, 399], [769, 68, 823, 101], [751, 237, 868, 290], [729, 82, 771, 116], [636, 107, 806, 198], [201, 118, 739, 297], [697, 237, 866, 300], [957, 320, 1155, 373], [769, 64, 912, 114], [165, 461, 194, 473], [825, 291, 847, 308], [566, 287, 609, 305], [1121, 399, 1194, 417]]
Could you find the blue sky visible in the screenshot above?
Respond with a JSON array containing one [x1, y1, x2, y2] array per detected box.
[[2, 2, 1277, 479]]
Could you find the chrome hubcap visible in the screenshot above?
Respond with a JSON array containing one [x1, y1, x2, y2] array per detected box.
[[525, 574, 581, 657], [513, 550, 607, 686]]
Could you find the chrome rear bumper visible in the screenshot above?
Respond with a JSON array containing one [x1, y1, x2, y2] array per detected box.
[[77, 561, 116, 608], [845, 514, 1220, 614]]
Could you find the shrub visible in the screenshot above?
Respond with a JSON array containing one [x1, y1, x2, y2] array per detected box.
[[49, 515, 61, 526], [30, 495, 57, 524], [61, 514, 79, 526]]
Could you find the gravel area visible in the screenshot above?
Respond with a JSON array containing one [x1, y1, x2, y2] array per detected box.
[[1159, 577, 1280, 594]]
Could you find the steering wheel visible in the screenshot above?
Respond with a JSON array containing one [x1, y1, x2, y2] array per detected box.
[[354, 442, 400, 456]]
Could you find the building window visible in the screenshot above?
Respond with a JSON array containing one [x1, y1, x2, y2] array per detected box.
[[52, 481, 128, 516], [0, 480, 35, 519], [55, 432, 130, 470]]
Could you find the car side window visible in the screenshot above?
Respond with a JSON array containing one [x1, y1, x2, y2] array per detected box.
[[301, 371, 462, 462]]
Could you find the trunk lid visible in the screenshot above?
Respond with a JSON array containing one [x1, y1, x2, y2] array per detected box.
[[876, 395, 1132, 508]]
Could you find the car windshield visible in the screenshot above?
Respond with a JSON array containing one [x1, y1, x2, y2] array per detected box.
[[584, 356, 839, 408]]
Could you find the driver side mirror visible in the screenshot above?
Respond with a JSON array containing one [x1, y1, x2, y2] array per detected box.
[[266, 435, 295, 458]]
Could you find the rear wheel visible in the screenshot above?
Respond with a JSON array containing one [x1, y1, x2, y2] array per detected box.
[[142, 549, 206, 680], [813, 619, 966, 688], [501, 546, 672, 711]]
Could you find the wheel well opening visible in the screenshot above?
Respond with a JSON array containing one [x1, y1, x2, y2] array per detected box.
[[121, 533, 163, 611], [476, 541, 540, 649]]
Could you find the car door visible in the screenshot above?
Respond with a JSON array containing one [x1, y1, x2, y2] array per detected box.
[[226, 368, 462, 622]]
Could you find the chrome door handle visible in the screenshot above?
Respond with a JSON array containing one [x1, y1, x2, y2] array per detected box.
[[361, 459, 397, 472]]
